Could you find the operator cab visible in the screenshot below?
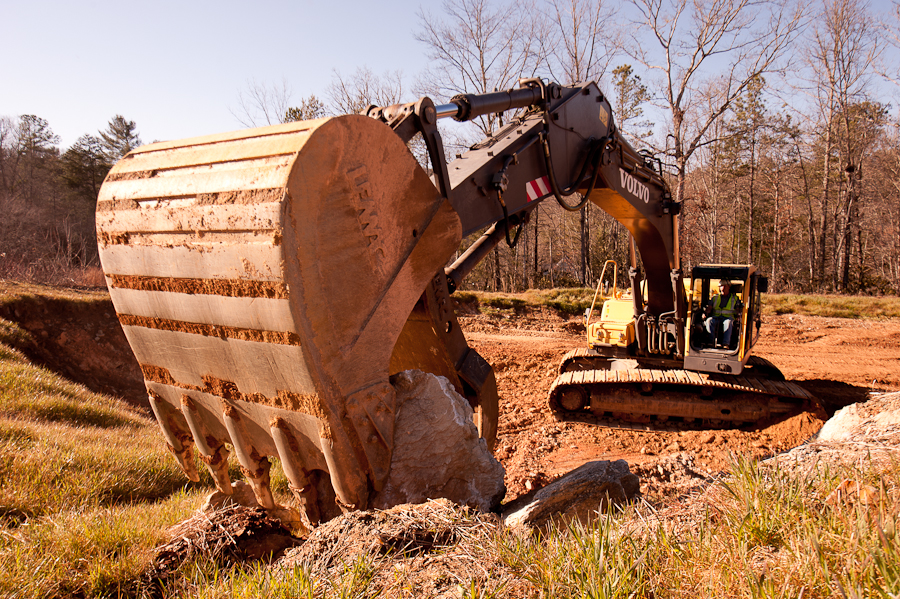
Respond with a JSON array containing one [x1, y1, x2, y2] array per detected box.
[[683, 264, 767, 376]]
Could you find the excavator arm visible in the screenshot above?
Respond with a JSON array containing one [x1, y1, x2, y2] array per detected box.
[[96, 78, 684, 523]]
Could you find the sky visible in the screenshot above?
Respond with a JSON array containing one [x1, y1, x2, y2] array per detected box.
[[4, 0, 900, 151], [2, 0, 432, 148]]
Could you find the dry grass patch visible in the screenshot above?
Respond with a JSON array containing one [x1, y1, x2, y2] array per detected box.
[[764, 293, 900, 319], [0, 315, 206, 598]]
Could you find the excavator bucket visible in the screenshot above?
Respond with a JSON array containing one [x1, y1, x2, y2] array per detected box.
[[96, 115, 471, 522]]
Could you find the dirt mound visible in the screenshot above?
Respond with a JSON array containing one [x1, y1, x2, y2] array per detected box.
[[142, 504, 301, 593], [0, 287, 147, 408], [276, 499, 501, 596]]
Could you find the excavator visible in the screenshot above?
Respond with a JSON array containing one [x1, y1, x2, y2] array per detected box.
[[95, 78, 809, 523]]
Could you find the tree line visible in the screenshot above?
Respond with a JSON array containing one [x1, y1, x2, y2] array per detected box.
[[3, 0, 899, 295], [198, 0, 900, 296], [0, 115, 140, 283]]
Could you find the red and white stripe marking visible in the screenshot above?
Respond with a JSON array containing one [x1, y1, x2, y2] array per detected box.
[[526, 176, 550, 202]]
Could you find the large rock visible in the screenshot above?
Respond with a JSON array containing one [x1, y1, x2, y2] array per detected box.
[[370, 370, 506, 512], [817, 392, 900, 442], [502, 460, 640, 529]]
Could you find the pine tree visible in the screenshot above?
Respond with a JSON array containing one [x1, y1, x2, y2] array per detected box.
[[62, 135, 111, 201], [284, 95, 327, 122], [100, 115, 142, 161], [611, 64, 653, 141]]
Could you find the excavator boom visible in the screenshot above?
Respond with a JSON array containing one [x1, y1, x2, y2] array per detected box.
[[97, 78, 803, 523]]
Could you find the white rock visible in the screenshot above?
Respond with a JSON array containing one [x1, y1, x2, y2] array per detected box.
[[369, 370, 506, 513]]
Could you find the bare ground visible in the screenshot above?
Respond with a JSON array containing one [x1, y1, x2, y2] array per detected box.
[[2, 287, 898, 503], [459, 308, 900, 501]]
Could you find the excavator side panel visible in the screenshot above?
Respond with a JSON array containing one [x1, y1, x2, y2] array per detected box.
[[97, 116, 463, 518]]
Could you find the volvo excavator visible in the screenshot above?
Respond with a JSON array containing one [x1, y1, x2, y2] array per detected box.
[[96, 78, 809, 523]]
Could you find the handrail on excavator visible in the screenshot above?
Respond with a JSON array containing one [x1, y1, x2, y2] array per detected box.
[[585, 260, 620, 326]]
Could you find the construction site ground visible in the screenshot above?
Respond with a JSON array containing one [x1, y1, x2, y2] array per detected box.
[[3, 289, 899, 504], [459, 307, 900, 501]]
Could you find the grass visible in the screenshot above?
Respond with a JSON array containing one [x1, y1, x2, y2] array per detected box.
[[763, 294, 900, 319], [1, 282, 898, 597], [455, 288, 600, 317], [155, 455, 900, 598], [0, 314, 207, 598], [0, 307, 298, 599], [456, 286, 900, 320]]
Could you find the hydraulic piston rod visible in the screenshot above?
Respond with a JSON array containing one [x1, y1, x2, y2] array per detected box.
[[435, 85, 545, 123]]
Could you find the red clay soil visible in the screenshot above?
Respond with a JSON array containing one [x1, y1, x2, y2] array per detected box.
[[460, 309, 900, 500], [3, 288, 898, 502]]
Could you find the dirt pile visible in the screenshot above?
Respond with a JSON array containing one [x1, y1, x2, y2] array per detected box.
[[142, 504, 301, 592], [276, 498, 502, 596]]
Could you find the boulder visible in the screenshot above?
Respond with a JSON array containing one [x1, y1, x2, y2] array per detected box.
[[502, 460, 640, 529], [817, 394, 900, 442], [370, 370, 506, 512]]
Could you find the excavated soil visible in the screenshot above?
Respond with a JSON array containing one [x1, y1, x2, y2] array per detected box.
[[459, 308, 900, 500], [1, 289, 898, 503]]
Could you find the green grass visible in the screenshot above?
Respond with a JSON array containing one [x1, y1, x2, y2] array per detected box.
[[763, 293, 900, 319], [456, 287, 900, 320], [455, 287, 601, 317]]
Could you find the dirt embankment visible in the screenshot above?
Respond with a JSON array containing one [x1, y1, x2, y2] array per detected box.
[[3, 289, 898, 502], [0, 290, 148, 409]]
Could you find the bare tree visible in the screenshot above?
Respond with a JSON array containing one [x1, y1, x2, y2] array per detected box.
[[416, 0, 543, 138], [876, 1, 900, 85], [231, 78, 295, 127], [326, 67, 405, 115], [805, 0, 880, 290], [540, 0, 621, 85], [537, 0, 622, 286], [625, 0, 806, 213]]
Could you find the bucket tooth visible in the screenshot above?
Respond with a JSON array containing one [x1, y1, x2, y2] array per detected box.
[[270, 416, 320, 524], [197, 446, 232, 493], [148, 391, 199, 482], [180, 394, 232, 492], [169, 443, 200, 483], [222, 404, 276, 509]]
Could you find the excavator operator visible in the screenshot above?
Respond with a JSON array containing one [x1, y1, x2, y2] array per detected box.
[[704, 281, 741, 348]]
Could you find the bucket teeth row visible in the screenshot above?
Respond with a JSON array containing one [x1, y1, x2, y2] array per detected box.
[[157, 387, 329, 519]]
